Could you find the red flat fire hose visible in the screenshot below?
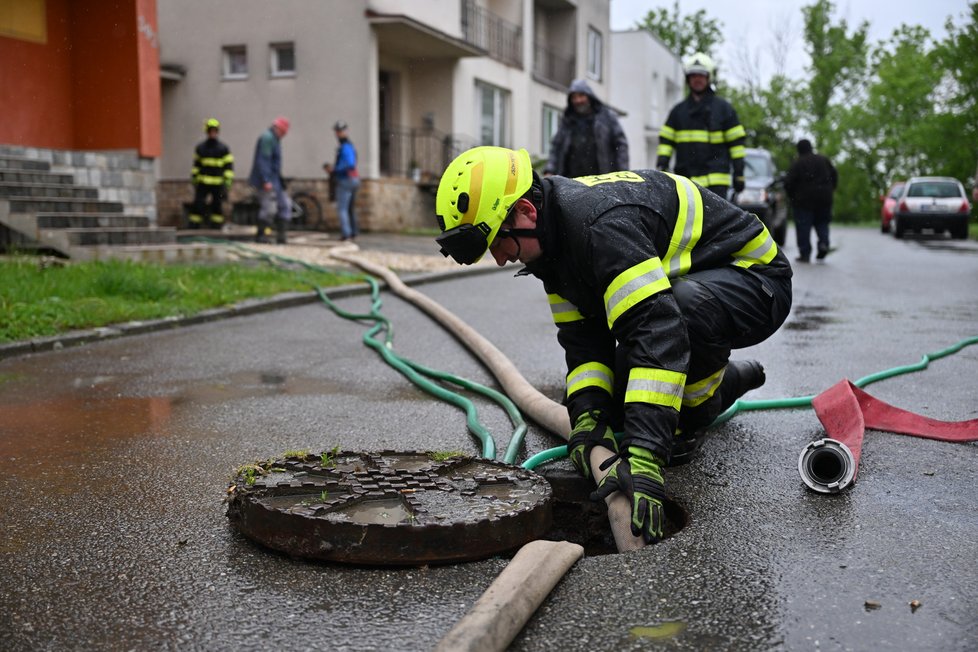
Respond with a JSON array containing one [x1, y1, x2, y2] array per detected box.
[[799, 379, 978, 493]]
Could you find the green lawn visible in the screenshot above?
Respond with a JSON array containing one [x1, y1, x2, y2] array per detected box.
[[0, 257, 351, 344]]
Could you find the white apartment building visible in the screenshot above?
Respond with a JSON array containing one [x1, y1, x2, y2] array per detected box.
[[156, 0, 682, 230], [609, 29, 684, 169]]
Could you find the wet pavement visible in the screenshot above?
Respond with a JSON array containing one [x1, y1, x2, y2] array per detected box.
[[2, 227, 977, 651]]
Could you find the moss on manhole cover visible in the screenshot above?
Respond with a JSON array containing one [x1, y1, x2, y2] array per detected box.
[[226, 450, 553, 565]]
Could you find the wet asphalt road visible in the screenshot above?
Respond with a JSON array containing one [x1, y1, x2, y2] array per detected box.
[[2, 226, 977, 651]]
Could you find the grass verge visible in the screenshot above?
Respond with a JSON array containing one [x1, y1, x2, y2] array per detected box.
[[0, 257, 351, 344]]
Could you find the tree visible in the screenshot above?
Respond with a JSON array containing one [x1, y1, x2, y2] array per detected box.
[[800, 0, 870, 150], [831, 25, 940, 220], [935, 2, 978, 186], [637, 0, 723, 60], [724, 75, 804, 171]]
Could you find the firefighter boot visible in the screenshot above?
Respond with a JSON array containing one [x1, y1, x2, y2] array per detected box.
[[255, 220, 272, 243], [669, 360, 766, 466], [718, 359, 766, 412], [274, 217, 287, 244]]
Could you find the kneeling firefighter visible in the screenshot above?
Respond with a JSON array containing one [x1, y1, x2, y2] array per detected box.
[[433, 147, 792, 543]]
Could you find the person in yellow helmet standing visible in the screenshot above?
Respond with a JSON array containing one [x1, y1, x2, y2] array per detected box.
[[656, 53, 747, 200], [188, 118, 234, 229], [433, 146, 792, 544]]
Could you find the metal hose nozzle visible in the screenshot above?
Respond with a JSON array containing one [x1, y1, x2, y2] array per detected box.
[[798, 438, 855, 494]]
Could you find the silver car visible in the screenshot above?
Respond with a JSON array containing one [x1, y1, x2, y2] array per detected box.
[[893, 176, 972, 239], [734, 148, 788, 246]]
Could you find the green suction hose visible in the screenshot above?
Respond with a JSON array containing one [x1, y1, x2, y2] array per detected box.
[[523, 335, 978, 470], [223, 241, 527, 463]]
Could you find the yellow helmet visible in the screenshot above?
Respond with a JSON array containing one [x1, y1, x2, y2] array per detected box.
[[434, 146, 534, 264], [204, 117, 221, 131]]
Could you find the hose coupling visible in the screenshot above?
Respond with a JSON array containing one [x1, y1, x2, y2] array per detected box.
[[798, 438, 855, 494]]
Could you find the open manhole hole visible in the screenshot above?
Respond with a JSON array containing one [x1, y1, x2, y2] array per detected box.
[[226, 450, 554, 565], [540, 469, 688, 555]]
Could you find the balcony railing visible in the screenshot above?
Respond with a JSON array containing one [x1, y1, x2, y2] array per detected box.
[[461, 0, 523, 69], [380, 126, 478, 182], [533, 43, 574, 87]]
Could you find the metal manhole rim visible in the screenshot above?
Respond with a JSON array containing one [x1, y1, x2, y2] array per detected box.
[[226, 449, 554, 565]]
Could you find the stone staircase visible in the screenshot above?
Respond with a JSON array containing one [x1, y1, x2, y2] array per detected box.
[[0, 154, 225, 263]]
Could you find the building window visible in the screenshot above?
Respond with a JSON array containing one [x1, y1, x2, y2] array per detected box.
[[541, 104, 561, 157], [270, 42, 295, 77], [477, 81, 509, 147], [587, 27, 602, 81], [222, 45, 247, 80]]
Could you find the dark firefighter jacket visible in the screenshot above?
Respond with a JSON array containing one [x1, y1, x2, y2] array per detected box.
[[524, 169, 790, 460], [656, 90, 746, 189], [192, 138, 234, 187]]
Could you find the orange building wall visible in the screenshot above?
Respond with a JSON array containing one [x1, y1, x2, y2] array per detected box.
[[0, 0, 75, 149], [0, 0, 161, 157]]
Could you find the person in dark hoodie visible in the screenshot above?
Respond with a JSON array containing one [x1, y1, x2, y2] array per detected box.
[[544, 79, 628, 177], [657, 52, 747, 200], [784, 138, 838, 262]]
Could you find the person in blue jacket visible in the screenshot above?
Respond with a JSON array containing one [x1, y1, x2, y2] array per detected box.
[[248, 116, 290, 243], [324, 121, 360, 241]]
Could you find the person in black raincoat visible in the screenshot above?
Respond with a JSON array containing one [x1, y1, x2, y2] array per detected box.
[[784, 139, 837, 262]]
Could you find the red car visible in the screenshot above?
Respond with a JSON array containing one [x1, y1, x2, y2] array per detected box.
[[880, 181, 905, 233]]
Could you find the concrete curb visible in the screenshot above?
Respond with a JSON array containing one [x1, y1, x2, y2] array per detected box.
[[0, 262, 509, 361]]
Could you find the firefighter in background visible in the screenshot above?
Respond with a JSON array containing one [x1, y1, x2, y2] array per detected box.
[[656, 53, 747, 200], [188, 118, 234, 229]]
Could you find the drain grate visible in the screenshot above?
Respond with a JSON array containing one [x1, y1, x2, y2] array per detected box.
[[226, 450, 553, 565]]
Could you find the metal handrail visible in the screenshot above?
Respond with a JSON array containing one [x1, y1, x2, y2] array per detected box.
[[461, 0, 523, 68], [380, 125, 478, 182], [533, 43, 574, 87]]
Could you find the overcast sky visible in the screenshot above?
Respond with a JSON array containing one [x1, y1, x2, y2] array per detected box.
[[610, 0, 970, 84]]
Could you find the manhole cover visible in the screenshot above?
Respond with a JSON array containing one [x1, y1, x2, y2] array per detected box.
[[226, 450, 553, 565]]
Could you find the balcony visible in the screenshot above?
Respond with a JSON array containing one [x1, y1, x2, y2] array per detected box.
[[533, 43, 574, 87], [460, 0, 523, 69], [380, 125, 479, 184]]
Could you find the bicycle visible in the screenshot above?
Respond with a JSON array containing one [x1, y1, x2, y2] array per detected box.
[[232, 183, 325, 232], [289, 190, 324, 231]]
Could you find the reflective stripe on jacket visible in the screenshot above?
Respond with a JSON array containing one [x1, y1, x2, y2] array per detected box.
[[192, 138, 234, 187]]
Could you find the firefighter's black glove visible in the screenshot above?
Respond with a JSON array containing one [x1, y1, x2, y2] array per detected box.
[[733, 176, 745, 194], [567, 409, 617, 479], [591, 445, 666, 544]]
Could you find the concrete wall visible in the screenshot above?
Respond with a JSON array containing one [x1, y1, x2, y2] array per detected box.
[[609, 29, 684, 170], [156, 0, 632, 233], [158, 0, 372, 182], [368, 0, 463, 38]]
